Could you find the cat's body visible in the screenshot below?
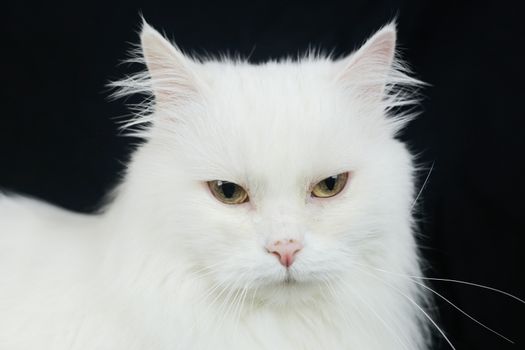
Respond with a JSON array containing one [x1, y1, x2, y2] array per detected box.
[[0, 22, 430, 349]]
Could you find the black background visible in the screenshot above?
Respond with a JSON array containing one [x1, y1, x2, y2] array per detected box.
[[2, 1, 524, 349]]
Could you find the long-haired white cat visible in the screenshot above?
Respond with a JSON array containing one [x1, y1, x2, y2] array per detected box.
[[0, 21, 431, 349]]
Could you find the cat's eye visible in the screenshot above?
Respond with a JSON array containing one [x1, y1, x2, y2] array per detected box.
[[311, 172, 349, 198], [208, 180, 249, 205]]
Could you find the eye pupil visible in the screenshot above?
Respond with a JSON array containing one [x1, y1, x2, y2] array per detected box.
[[324, 176, 337, 191], [221, 182, 236, 198]]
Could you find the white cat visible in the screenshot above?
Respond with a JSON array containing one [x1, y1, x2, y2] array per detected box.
[[0, 21, 431, 349]]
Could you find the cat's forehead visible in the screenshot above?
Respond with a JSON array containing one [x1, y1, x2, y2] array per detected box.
[[198, 60, 364, 131], [200, 60, 341, 108], [130, 23, 414, 188], [175, 61, 379, 183]]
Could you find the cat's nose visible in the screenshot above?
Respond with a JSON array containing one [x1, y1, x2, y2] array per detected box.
[[266, 239, 303, 268]]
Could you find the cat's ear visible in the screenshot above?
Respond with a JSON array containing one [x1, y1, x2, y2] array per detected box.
[[337, 23, 397, 100], [140, 21, 199, 106]]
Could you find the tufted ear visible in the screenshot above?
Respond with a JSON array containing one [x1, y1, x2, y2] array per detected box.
[[337, 23, 397, 101], [140, 21, 199, 106]]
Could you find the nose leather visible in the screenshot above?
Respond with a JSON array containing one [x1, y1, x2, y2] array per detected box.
[[266, 239, 303, 267]]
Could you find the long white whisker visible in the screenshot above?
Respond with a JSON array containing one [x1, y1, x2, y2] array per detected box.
[[191, 260, 231, 275], [319, 276, 336, 302], [194, 274, 231, 307], [204, 273, 247, 349], [411, 161, 434, 210], [214, 272, 249, 334], [184, 266, 224, 284], [162, 260, 229, 287], [352, 264, 456, 350], [232, 282, 251, 337], [415, 279, 514, 343], [369, 265, 525, 304], [350, 285, 411, 350], [323, 276, 411, 349], [225, 285, 245, 346], [320, 277, 352, 328], [187, 280, 224, 334], [250, 284, 259, 311], [189, 273, 239, 334], [359, 262, 515, 343], [349, 260, 521, 343]]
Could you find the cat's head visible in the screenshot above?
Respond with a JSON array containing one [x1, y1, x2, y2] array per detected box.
[[112, 22, 422, 305]]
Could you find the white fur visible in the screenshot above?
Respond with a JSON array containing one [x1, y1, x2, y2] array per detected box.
[[0, 22, 430, 349]]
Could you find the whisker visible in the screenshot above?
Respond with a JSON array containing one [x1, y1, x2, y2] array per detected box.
[[319, 276, 336, 302], [350, 285, 411, 350], [369, 265, 525, 304], [415, 279, 514, 343], [193, 274, 230, 307], [189, 274, 237, 334], [161, 260, 229, 287], [213, 272, 249, 334], [411, 161, 434, 210], [320, 277, 370, 345], [323, 276, 412, 349], [249, 283, 260, 312], [203, 273, 248, 349], [351, 264, 456, 350], [223, 285, 245, 345], [190, 260, 231, 276], [363, 265, 515, 342], [232, 282, 251, 336]]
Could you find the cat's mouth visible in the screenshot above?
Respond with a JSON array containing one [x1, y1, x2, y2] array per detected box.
[[282, 271, 298, 284]]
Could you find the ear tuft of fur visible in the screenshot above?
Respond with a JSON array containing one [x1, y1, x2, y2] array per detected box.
[[109, 19, 200, 138], [337, 21, 425, 134]]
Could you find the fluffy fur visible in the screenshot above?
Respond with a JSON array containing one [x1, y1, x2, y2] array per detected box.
[[0, 21, 430, 349]]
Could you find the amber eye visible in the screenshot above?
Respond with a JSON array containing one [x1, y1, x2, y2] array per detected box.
[[311, 172, 349, 198], [208, 180, 249, 204]]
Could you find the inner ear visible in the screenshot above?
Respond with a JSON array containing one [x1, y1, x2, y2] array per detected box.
[[336, 23, 397, 100], [140, 21, 200, 107]]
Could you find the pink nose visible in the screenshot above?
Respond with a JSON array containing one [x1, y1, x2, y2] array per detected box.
[[266, 239, 303, 267]]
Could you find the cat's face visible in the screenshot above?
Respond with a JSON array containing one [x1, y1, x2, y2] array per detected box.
[[119, 23, 419, 304]]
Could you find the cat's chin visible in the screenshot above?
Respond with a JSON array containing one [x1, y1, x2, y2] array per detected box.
[[250, 273, 330, 306], [258, 283, 327, 307]]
